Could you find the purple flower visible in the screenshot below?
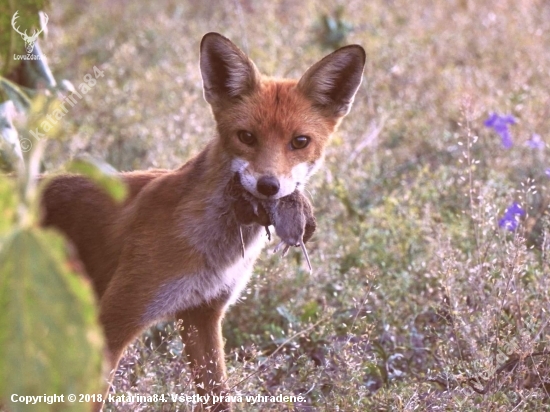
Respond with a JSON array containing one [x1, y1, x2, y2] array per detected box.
[[526, 134, 544, 150], [546, 168, 550, 177], [498, 202, 525, 231], [484, 113, 516, 149]]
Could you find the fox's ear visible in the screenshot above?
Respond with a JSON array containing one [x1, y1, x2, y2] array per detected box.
[[298, 45, 366, 117], [200, 32, 260, 106]]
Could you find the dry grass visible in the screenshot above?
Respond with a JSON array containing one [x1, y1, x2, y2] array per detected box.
[[37, 0, 550, 410]]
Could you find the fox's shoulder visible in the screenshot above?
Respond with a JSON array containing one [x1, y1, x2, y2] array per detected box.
[[121, 169, 171, 199]]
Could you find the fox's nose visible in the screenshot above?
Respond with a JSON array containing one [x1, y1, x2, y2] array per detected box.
[[257, 176, 280, 197]]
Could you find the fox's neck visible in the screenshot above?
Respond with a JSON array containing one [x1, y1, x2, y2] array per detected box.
[[177, 139, 264, 270]]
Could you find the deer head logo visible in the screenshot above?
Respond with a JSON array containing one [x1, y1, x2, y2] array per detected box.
[[11, 10, 49, 54]]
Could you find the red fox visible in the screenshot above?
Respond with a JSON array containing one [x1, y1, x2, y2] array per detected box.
[[42, 32, 365, 411]]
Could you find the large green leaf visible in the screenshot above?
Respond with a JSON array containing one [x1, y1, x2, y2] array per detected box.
[[0, 176, 17, 237], [0, 227, 104, 412]]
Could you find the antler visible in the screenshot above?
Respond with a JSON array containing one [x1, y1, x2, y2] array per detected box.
[[11, 11, 28, 38], [11, 11, 48, 41], [29, 13, 49, 41]]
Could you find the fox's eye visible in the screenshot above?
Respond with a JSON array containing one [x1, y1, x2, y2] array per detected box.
[[291, 136, 310, 150], [237, 130, 256, 146]]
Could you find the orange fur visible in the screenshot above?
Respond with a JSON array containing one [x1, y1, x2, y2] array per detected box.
[[41, 33, 365, 411]]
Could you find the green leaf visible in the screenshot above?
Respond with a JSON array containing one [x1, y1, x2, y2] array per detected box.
[[66, 156, 128, 203], [0, 175, 17, 237], [0, 227, 104, 412]]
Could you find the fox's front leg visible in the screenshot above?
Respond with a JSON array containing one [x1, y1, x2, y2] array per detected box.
[[177, 300, 230, 412], [93, 270, 162, 412]]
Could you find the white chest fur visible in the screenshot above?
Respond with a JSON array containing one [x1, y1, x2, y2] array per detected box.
[[142, 232, 266, 323]]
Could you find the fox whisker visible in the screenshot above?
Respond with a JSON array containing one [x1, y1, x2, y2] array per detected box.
[[239, 225, 245, 258]]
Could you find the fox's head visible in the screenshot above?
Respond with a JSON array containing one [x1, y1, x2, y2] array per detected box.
[[200, 33, 365, 199]]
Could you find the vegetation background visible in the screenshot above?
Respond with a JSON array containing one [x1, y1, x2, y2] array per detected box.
[[4, 0, 550, 410]]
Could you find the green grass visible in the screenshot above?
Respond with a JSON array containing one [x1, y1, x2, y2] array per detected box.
[[38, 0, 550, 410]]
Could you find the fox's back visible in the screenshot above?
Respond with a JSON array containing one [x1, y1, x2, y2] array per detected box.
[[41, 170, 167, 295]]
